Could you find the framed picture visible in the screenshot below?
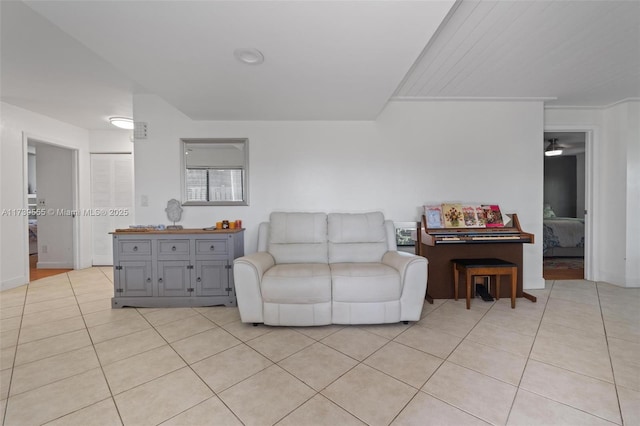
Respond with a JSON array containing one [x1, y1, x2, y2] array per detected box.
[[394, 222, 418, 247]]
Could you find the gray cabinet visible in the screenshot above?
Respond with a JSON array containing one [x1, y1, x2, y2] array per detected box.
[[112, 229, 244, 308]]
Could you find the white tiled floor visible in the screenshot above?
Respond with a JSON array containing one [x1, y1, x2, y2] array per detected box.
[[1, 267, 639, 425]]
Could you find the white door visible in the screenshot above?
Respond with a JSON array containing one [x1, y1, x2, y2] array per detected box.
[[91, 154, 134, 265]]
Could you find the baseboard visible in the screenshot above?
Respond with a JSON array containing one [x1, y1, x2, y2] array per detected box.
[[1, 275, 28, 291], [36, 261, 73, 269]]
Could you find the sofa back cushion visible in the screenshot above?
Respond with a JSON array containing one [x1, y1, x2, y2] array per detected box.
[[328, 212, 389, 263], [268, 212, 328, 264]]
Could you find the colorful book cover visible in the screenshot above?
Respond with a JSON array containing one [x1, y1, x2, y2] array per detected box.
[[482, 205, 504, 227], [442, 203, 465, 228], [424, 205, 444, 229], [462, 205, 484, 228], [475, 205, 487, 227]]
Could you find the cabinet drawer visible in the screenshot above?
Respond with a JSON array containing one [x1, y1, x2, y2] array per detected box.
[[158, 240, 190, 257], [119, 240, 152, 257], [196, 239, 228, 255]]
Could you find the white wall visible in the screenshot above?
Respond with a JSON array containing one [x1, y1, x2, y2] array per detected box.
[[1, 102, 91, 290], [134, 95, 545, 290], [545, 100, 640, 287], [89, 129, 133, 153]]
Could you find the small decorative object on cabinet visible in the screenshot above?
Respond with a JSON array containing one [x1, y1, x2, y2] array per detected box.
[[111, 228, 244, 308]]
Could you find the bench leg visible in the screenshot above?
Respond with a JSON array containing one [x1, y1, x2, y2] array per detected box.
[[511, 266, 517, 308], [495, 275, 500, 301], [465, 270, 472, 309], [453, 264, 459, 301]]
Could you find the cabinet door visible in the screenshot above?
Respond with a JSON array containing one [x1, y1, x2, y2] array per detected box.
[[117, 261, 153, 297], [195, 260, 228, 296], [158, 260, 191, 296]]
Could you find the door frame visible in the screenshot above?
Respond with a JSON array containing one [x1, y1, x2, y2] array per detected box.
[[22, 132, 80, 278], [543, 125, 598, 281]]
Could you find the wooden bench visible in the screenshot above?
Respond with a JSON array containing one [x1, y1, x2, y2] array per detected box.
[[452, 258, 517, 309]]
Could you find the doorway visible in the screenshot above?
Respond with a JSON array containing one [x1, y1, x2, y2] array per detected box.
[[26, 138, 77, 280], [542, 131, 586, 280]]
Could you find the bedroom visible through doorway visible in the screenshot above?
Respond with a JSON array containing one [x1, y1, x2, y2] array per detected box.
[[542, 131, 586, 280]]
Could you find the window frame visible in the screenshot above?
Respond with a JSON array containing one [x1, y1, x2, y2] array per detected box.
[[180, 138, 249, 206]]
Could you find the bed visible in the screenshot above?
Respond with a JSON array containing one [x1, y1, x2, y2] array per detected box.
[[543, 217, 584, 257]]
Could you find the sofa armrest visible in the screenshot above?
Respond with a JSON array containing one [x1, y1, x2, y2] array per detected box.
[[233, 252, 275, 323], [382, 251, 428, 321]]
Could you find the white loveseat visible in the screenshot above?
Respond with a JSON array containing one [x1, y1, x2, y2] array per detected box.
[[233, 212, 428, 326]]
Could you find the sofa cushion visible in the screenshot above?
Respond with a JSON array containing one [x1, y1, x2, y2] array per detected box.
[[268, 212, 328, 264], [262, 264, 332, 304], [330, 263, 401, 302], [328, 212, 388, 263]]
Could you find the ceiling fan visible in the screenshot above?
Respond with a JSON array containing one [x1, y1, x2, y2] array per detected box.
[[544, 138, 565, 157]]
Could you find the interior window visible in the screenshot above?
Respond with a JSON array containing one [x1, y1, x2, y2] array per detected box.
[[181, 139, 249, 205]]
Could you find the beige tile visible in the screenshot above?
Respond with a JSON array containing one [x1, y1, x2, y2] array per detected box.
[[4, 368, 110, 425], [618, 385, 640, 426], [171, 327, 241, 364], [75, 289, 114, 304], [322, 364, 417, 426], [82, 307, 142, 328], [196, 306, 241, 325], [480, 308, 541, 336], [604, 317, 640, 343], [542, 298, 605, 335], [416, 311, 479, 338], [18, 316, 86, 345], [0, 305, 23, 320], [222, 320, 275, 341], [466, 321, 534, 357], [279, 342, 358, 391], [520, 360, 621, 424], [0, 316, 21, 333], [394, 325, 462, 359], [94, 328, 165, 366], [247, 328, 315, 362], [141, 307, 199, 326], [391, 391, 490, 426], [448, 340, 527, 385], [14, 329, 92, 366], [26, 289, 75, 305], [422, 362, 517, 425], [0, 346, 15, 371], [294, 324, 344, 340], [0, 328, 19, 349], [44, 398, 122, 426], [22, 296, 77, 315], [192, 344, 272, 393], [530, 335, 614, 383], [278, 394, 366, 426], [162, 396, 242, 426], [114, 367, 213, 426], [0, 368, 10, 400], [88, 315, 151, 344], [492, 297, 545, 318], [321, 327, 389, 361], [155, 314, 216, 343], [20, 304, 81, 328], [10, 346, 100, 396], [365, 341, 442, 388], [78, 298, 113, 315], [608, 336, 640, 368], [358, 322, 411, 340], [220, 364, 315, 426], [508, 389, 616, 425], [537, 320, 609, 354], [103, 345, 186, 394], [611, 356, 640, 392]]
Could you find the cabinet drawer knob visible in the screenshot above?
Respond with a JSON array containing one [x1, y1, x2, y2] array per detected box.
[[158, 278, 163, 283], [210, 245, 215, 251], [133, 246, 138, 252], [172, 246, 177, 251], [197, 277, 201, 282]]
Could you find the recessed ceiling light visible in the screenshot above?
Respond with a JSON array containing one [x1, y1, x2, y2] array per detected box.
[[109, 117, 134, 130], [234, 48, 264, 65]]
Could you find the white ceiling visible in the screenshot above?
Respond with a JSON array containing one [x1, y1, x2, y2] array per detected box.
[[1, 1, 639, 130]]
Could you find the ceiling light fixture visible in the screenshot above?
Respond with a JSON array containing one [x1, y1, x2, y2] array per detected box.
[[233, 48, 264, 65], [109, 117, 134, 130], [544, 138, 563, 157]]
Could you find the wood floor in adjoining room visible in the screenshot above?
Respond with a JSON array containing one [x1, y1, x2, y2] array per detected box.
[[1, 268, 638, 425], [29, 255, 72, 281]]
